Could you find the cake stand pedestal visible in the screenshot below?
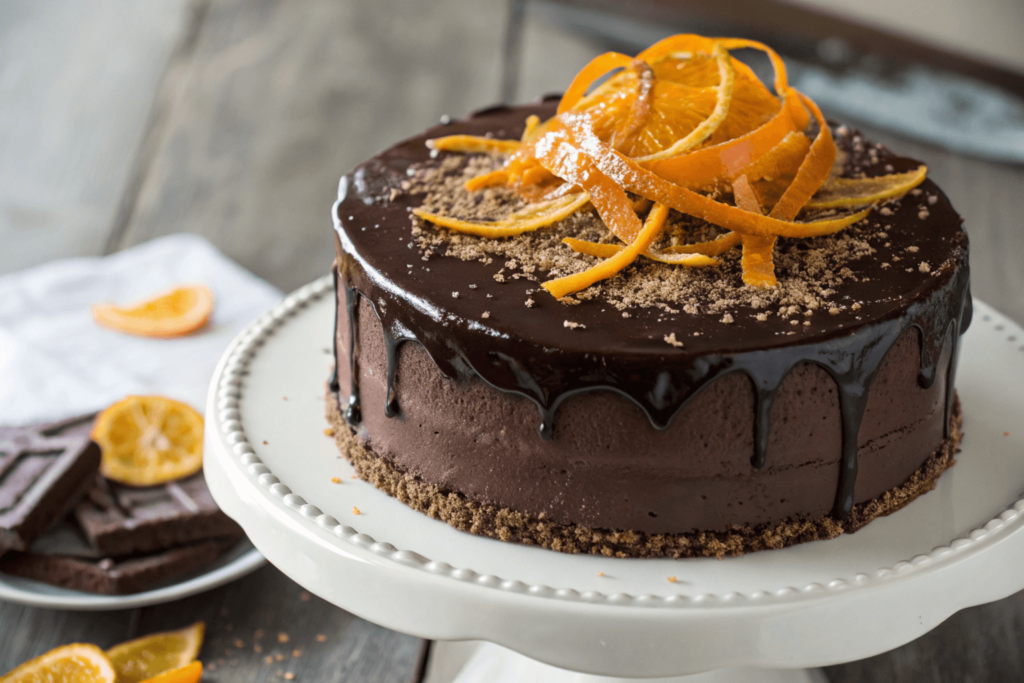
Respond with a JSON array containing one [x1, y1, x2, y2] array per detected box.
[[204, 276, 1024, 681]]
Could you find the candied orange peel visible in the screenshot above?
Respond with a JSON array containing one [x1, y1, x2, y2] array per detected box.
[[418, 34, 929, 298]]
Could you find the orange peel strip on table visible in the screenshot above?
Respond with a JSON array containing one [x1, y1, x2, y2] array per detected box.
[[411, 34, 928, 298]]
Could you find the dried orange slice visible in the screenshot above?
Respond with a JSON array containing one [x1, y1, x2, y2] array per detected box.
[[1, 644, 115, 683], [92, 396, 204, 487], [106, 623, 204, 683], [138, 662, 203, 683], [92, 285, 213, 338]]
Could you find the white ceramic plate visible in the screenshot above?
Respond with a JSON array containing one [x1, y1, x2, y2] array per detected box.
[[205, 277, 1024, 677], [0, 538, 264, 611]]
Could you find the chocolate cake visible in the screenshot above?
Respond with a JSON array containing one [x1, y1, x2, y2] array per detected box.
[[325, 52, 970, 558]]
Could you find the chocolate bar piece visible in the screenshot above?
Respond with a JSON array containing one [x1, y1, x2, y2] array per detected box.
[[74, 472, 243, 556], [0, 416, 101, 554], [0, 538, 236, 595]]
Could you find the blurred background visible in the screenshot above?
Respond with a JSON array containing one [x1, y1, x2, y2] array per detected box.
[[2, 0, 1023, 316], [2, 1, 1023, 681]]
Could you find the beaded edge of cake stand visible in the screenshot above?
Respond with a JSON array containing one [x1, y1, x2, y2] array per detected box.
[[214, 274, 1024, 608]]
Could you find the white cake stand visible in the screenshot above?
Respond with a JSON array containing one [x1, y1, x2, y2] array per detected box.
[[204, 276, 1024, 681]]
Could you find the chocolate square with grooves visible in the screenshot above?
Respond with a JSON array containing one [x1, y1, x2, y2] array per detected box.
[[0, 415, 101, 554], [74, 472, 244, 557], [0, 539, 235, 595]]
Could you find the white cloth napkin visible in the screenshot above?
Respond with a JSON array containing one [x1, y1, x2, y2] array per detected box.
[[0, 233, 282, 427]]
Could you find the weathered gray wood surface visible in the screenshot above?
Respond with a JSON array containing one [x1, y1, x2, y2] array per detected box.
[[0, 0, 189, 276], [113, 0, 507, 292], [2, 0, 1024, 680], [0, 565, 425, 681]]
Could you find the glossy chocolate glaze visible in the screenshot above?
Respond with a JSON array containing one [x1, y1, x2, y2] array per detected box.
[[331, 101, 970, 523]]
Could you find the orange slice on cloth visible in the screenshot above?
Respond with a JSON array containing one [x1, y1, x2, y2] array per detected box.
[[1, 644, 116, 683], [106, 623, 204, 683], [138, 662, 203, 683], [92, 285, 214, 338], [92, 396, 204, 487]]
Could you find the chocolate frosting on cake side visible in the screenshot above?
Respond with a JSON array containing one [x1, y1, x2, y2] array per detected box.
[[329, 101, 971, 535]]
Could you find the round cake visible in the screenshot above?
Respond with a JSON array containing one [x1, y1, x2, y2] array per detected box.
[[325, 39, 971, 558]]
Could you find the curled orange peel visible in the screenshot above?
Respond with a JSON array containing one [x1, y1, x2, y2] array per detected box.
[[807, 165, 928, 209], [428, 135, 520, 155], [639, 89, 808, 188], [543, 203, 709, 299], [562, 230, 738, 261], [411, 192, 590, 238], [464, 169, 509, 191], [769, 92, 835, 221], [410, 34, 926, 297], [732, 174, 776, 287], [560, 114, 871, 239], [557, 52, 636, 114], [521, 115, 541, 142]]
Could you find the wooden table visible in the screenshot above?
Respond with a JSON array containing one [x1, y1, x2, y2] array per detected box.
[[2, 0, 1023, 679]]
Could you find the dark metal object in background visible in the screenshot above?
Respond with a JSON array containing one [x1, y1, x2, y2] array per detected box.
[[501, 0, 527, 105], [534, 0, 1024, 163]]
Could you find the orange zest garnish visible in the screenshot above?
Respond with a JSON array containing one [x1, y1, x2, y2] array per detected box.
[[138, 661, 203, 683], [464, 169, 509, 191], [546, 203, 690, 299], [557, 52, 635, 114], [733, 174, 776, 287], [412, 192, 590, 238], [428, 135, 520, 155], [413, 34, 927, 296], [106, 622, 204, 683], [806, 165, 928, 209], [92, 396, 205, 487], [1, 643, 116, 683], [92, 285, 213, 338]]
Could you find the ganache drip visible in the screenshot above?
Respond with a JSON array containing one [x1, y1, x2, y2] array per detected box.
[[335, 247, 362, 426], [335, 249, 969, 522]]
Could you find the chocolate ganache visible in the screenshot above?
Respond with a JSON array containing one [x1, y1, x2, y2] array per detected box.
[[327, 100, 970, 555]]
